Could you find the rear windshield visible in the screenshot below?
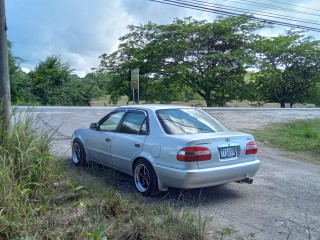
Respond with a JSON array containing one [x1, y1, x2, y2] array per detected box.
[[156, 108, 228, 134]]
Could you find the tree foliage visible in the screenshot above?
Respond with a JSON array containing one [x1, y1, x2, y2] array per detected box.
[[99, 16, 265, 106], [254, 31, 320, 108], [79, 72, 112, 105], [8, 42, 37, 104], [312, 84, 320, 107], [25, 56, 109, 106], [29, 56, 73, 105], [8, 50, 109, 106]]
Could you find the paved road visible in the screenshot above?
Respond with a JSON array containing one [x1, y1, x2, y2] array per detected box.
[[17, 106, 320, 240]]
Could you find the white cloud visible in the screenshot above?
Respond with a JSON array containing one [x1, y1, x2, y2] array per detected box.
[[7, 0, 138, 76], [21, 67, 31, 74]]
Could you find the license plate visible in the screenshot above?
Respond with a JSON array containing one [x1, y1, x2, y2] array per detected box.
[[219, 146, 236, 159]]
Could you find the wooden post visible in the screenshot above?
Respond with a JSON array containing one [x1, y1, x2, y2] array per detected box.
[[0, 0, 12, 132]]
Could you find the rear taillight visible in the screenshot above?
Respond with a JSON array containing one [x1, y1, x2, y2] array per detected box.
[[177, 147, 211, 162], [246, 141, 258, 155]]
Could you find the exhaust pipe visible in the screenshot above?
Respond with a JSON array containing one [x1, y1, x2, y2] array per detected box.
[[237, 178, 253, 184]]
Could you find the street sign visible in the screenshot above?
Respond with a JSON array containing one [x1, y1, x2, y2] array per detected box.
[[131, 68, 139, 90]]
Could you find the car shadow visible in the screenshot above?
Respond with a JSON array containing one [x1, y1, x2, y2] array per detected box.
[[63, 158, 243, 207], [157, 185, 242, 207]]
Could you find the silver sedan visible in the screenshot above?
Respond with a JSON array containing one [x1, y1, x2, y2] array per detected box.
[[71, 105, 260, 196]]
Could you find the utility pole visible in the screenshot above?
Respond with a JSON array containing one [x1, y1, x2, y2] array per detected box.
[[0, 0, 12, 132]]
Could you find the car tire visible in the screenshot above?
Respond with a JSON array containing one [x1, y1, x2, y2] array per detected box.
[[72, 139, 88, 166], [133, 159, 159, 197]]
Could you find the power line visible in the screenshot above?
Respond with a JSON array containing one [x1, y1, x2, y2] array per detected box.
[[149, 0, 320, 32], [263, 0, 320, 13], [192, 0, 320, 26], [222, 0, 320, 18]]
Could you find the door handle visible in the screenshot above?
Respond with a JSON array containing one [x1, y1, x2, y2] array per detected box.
[[105, 138, 111, 142], [134, 143, 141, 148]]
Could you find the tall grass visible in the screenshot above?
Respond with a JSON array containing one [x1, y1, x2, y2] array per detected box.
[[0, 112, 209, 239], [0, 112, 57, 239]]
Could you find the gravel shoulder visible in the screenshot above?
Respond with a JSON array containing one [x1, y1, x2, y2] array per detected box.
[[202, 109, 320, 239], [24, 107, 320, 240], [192, 142, 320, 240]]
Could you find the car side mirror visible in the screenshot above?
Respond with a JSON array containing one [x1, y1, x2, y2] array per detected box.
[[89, 122, 98, 129]]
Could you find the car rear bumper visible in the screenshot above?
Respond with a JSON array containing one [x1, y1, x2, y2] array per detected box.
[[154, 160, 260, 190]]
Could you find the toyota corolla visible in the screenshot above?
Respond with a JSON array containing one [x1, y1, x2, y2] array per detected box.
[[71, 105, 260, 196]]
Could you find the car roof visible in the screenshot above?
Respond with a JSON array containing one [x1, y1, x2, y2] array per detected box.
[[117, 104, 194, 111]]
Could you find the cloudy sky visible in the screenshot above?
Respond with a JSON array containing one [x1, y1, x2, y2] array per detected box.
[[6, 0, 320, 77]]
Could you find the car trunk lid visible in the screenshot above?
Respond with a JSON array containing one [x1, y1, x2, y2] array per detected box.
[[178, 132, 257, 169]]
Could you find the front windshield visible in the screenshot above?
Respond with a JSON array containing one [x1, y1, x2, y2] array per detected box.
[[156, 108, 228, 134]]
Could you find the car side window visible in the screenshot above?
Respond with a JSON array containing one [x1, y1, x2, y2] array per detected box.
[[99, 111, 125, 131], [119, 112, 147, 135]]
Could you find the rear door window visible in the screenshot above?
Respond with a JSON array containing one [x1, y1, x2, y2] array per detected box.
[[119, 111, 147, 135]]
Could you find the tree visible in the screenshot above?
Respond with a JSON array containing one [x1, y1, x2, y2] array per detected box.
[[29, 56, 101, 106], [29, 56, 72, 105], [255, 31, 320, 108], [99, 44, 188, 104], [313, 84, 320, 107], [28, 56, 109, 106], [79, 72, 111, 105], [8, 42, 37, 104], [99, 16, 264, 106]]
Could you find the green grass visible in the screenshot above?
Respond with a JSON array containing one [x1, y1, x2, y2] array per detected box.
[[254, 119, 320, 161], [0, 113, 208, 239], [42, 162, 208, 240]]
